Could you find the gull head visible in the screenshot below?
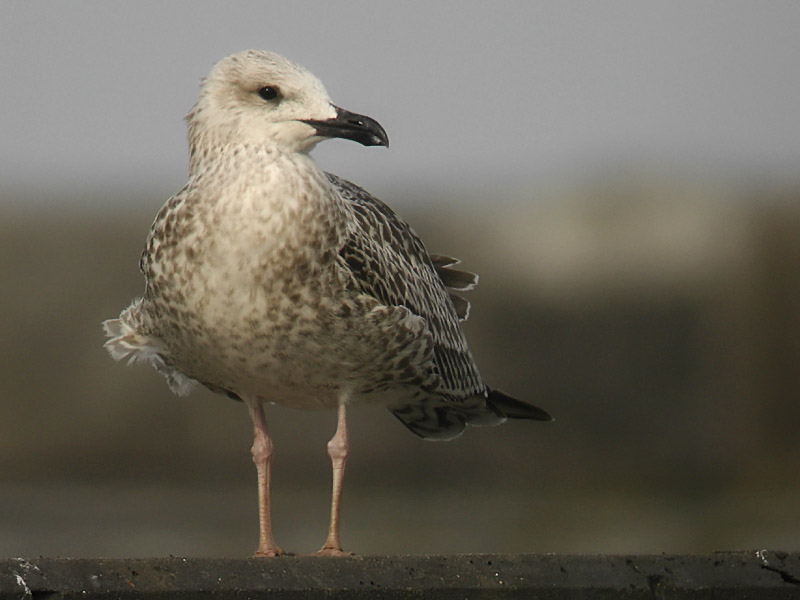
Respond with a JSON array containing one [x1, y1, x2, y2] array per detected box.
[[187, 50, 388, 161]]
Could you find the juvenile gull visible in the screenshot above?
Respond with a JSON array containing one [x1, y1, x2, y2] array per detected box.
[[103, 50, 552, 557]]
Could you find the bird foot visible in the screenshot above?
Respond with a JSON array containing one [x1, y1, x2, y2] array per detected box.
[[253, 546, 285, 557], [311, 546, 354, 557]]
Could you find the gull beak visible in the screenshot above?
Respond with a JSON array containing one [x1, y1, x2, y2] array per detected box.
[[302, 105, 389, 147]]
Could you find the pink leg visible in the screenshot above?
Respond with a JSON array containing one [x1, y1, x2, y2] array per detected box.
[[246, 399, 283, 557], [316, 400, 351, 556]]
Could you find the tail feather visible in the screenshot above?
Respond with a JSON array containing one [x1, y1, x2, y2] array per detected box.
[[389, 399, 467, 441], [390, 388, 551, 441], [486, 388, 553, 421]]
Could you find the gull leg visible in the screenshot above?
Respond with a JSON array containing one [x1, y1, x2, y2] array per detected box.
[[316, 400, 351, 556], [246, 398, 283, 557]]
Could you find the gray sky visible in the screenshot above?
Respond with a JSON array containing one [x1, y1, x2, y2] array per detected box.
[[2, 1, 800, 203]]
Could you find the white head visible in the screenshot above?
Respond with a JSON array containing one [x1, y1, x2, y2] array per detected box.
[[187, 50, 387, 168]]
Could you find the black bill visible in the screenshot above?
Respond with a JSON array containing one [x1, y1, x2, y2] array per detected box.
[[302, 105, 389, 147]]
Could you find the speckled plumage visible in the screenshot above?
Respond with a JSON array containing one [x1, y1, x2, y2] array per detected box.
[[103, 50, 551, 555]]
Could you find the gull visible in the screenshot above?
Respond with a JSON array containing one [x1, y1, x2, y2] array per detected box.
[[103, 50, 552, 557]]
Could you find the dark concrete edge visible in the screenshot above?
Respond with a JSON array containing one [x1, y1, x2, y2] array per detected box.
[[1, 552, 798, 599]]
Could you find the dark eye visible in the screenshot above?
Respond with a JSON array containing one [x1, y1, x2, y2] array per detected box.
[[257, 86, 280, 101]]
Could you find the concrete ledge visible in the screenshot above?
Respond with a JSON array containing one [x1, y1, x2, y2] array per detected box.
[[1, 552, 798, 599]]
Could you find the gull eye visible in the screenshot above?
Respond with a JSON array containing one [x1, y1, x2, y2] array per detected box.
[[257, 86, 280, 102]]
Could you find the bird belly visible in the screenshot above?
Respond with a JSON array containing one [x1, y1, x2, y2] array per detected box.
[[140, 170, 433, 410], [147, 263, 430, 410]]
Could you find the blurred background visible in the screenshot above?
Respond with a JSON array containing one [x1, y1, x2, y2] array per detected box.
[[2, 2, 799, 557]]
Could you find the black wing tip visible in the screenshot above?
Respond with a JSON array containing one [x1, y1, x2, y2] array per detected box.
[[487, 388, 554, 422]]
